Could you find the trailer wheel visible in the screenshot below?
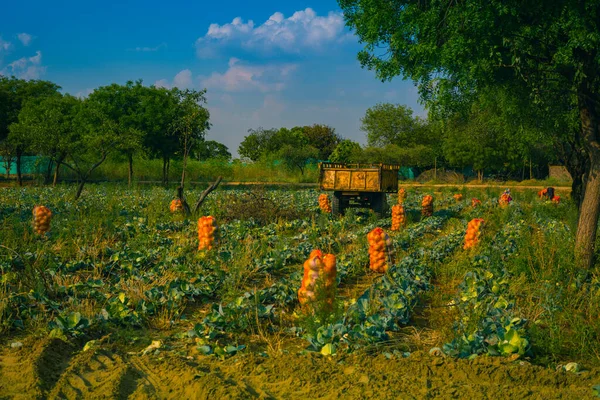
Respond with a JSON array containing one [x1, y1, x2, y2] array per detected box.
[[371, 193, 388, 218], [332, 192, 344, 216]]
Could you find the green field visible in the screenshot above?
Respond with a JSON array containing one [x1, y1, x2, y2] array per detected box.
[[1, 185, 599, 398]]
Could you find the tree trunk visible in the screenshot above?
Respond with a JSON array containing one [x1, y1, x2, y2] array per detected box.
[[128, 153, 133, 187], [574, 89, 600, 270], [166, 159, 170, 186], [45, 159, 54, 184], [75, 179, 86, 200], [529, 160, 532, 180], [53, 159, 62, 187], [16, 150, 23, 186]]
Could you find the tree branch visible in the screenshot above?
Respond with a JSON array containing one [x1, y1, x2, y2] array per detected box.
[[193, 176, 223, 214]]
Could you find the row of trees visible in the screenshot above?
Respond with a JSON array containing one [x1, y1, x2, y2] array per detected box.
[[0, 77, 229, 197], [237, 101, 558, 180]]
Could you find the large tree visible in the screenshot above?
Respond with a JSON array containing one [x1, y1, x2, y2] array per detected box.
[[0, 77, 60, 185], [86, 81, 146, 186], [10, 94, 79, 186], [361, 103, 428, 147], [338, 0, 600, 269], [302, 124, 342, 160], [195, 140, 231, 161]]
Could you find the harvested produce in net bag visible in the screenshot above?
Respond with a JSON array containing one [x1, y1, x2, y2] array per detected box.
[[472, 198, 482, 207], [464, 218, 484, 250], [367, 227, 394, 273], [170, 199, 184, 213], [298, 250, 337, 307], [33, 205, 52, 235], [391, 204, 406, 231], [318, 194, 332, 213], [453, 193, 463, 201], [197, 216, 217, 251], [322, 254, 337, 307], [397, 188, 407, 204], [498, 189, 512, 207], [421, 195, 434, 217], [552, 195, 561, 204]]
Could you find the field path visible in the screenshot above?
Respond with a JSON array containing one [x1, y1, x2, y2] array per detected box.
[[1, 337, 597, 399]]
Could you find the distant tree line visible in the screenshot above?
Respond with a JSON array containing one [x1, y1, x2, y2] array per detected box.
[[0, 77, 223, 198], [239, 101, 559, 181]]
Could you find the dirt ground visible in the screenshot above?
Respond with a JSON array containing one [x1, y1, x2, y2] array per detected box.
[[0, 337, 597, 400]]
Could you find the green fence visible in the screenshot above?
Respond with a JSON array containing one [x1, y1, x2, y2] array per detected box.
[[0, 156, 51, 175]]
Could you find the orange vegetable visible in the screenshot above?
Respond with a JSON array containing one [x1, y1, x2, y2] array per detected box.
[[318, 194, 332, 213], [421, 195, 434, 217], [391, 204, 406, 231], [397, 188, 407, 204], [464, 218, 484, 250], [197, 216, 217, 251], [367, 227, 394, 273], [453, 193, 463, 201], [170, 199, 183, 213], [298, 250, 337, 307], [471, 198, 482, 207], [33, 205, 52, 235], [498, 190, 512, 207]]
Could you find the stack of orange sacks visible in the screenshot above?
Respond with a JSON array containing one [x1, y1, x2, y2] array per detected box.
[[453, 193, 463, 201], [318, 194, 332, 213], [367, 227, 394, 273], [397, 188, 407, 204], [298, 250, 336, 307], [170, 199, 184, 213], [33, 205, 52, 235], [391, 204, 406, 231], [464, 218, 484, 250], [197, 216, 217, 251], [421, 195, 434, 217], [472, 198, 482, 207]]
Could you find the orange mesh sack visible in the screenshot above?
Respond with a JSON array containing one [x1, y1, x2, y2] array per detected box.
[[33, 205, 52, 235], [367, 227, 394, 273], [318, 194, 332, 213], [453, 193, 463, 201], [464, 218, 484, 250], [322, 254, 337, 307], [391, 204, 406, 231], [471, 198, 482, 207], [197, 216, 217, 251], [397, 188, 407, 204], [421, 195, 434, 217], [170, 199, 184, 213]]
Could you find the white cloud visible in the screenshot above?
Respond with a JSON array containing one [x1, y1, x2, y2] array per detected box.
[[1, 51, 46, 79], [130, 43, 166, 52], [0, 37, 12, 61], [196, 8, 347, 57], [173, 69, 193, 88], [201, 58, 296, 93], [17, 33, 33, 46], [153, 68, 194, 89], [75, 88, 94, 99]]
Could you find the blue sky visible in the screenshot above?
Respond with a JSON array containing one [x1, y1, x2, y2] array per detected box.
[[1, 0, 424, 156]]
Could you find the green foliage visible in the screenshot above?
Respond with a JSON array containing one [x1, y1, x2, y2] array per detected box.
[[302, 124, 342, 160], [361, 103, 429, 147], [329, 140, 362, 163], [195, 140, 231, 161]]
